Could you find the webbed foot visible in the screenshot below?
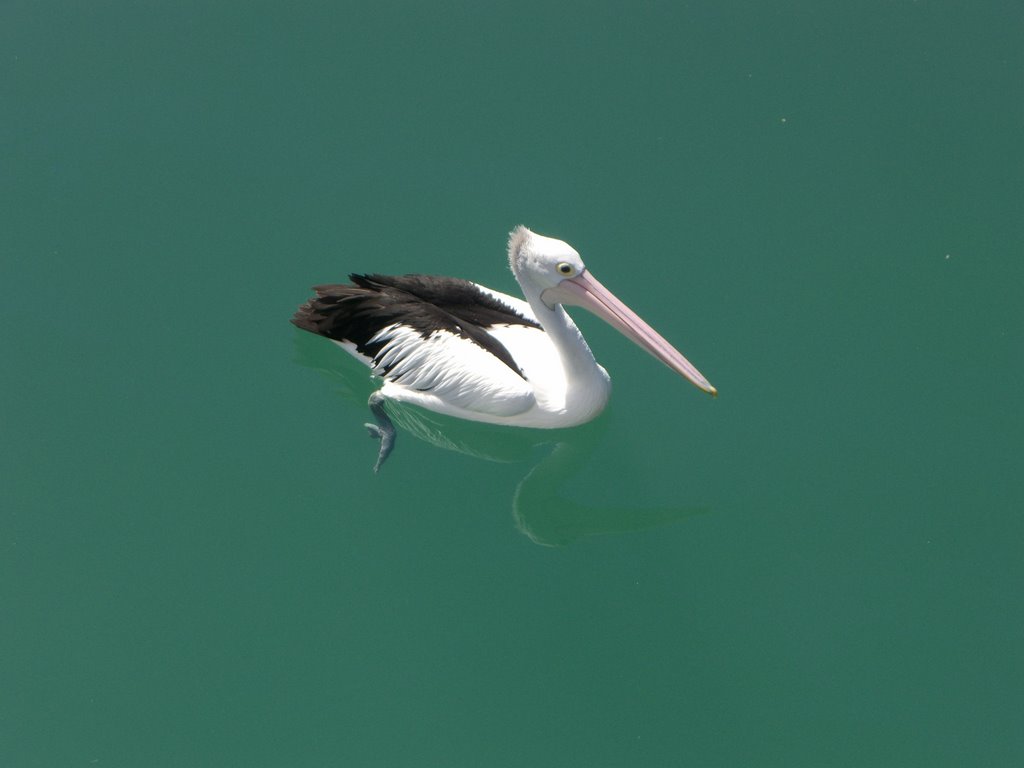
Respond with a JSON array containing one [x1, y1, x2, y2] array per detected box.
[[364, 392, 396, 473]]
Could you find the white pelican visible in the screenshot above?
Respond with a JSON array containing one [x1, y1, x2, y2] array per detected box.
[[292, 226, 716, 471]]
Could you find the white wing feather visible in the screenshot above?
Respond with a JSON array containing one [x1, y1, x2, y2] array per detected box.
[[358, 324, 535, 417]]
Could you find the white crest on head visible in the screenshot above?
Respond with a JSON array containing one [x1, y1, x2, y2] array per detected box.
[[507, 225, 533, 272]]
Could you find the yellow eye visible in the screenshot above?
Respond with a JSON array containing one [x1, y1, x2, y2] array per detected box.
[[557, 262, 574, 276]]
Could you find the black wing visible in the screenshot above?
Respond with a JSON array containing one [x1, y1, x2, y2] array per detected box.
[[290, 274, 540, 377]]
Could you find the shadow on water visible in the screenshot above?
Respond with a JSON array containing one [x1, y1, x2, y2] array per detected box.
[[293, 331, 709, 546]]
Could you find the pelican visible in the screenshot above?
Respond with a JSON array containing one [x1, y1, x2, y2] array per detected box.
[[292, 226, 716, 471]]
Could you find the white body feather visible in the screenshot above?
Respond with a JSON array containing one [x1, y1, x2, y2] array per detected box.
[[334, 284, 611, 428]]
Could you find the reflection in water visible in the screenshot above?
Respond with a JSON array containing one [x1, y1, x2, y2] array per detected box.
[[511, 440, 709, 547], [293, 331, 708, 545]]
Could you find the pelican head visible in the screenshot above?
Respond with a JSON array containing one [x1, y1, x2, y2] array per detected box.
[[508, 226, 717, 396], [508, 225, 586, 293]]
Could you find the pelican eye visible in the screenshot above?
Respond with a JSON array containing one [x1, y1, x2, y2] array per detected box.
[[556, 262, 575, 276]]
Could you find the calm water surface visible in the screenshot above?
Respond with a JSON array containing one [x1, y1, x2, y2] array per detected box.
[[3, 2, 1022, 766]]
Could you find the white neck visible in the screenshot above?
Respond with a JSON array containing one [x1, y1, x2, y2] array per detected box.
[[519, 279, 605, 386]]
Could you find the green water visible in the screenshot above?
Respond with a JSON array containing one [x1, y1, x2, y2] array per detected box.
[[3, 2, 1022, 766]]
